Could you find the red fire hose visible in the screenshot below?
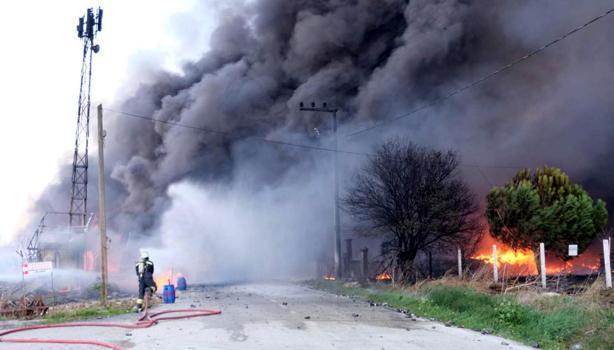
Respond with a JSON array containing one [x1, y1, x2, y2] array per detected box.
[[0, 294, 221, 349]]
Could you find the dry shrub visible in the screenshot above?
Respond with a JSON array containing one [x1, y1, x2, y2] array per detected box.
[[579, 275, 614, 308]]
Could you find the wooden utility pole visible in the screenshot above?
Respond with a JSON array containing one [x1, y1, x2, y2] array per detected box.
[[97, 104, 108, 306], [332, 108, 341, 279], [299, 102, 342, 278]]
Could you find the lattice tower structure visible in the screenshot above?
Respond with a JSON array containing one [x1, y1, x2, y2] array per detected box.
[[69, 8, 102, 227]]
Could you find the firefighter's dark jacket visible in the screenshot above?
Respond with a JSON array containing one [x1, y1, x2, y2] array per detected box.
[[135, 258, 154, 279]]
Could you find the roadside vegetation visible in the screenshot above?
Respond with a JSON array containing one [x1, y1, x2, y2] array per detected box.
[[43, 304, 133, 324], [41, 297, 146, 324], [314, 279, 613, 350]]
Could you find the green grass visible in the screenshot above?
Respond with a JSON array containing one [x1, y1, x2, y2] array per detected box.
[[314, 280, 613, 350], [43, 305, 133, 324]]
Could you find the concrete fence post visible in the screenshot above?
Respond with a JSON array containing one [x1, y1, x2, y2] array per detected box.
[[539, 242, 547, 289], [361, 248, 368, 282], [604, 239, 612, 289], [457, 248, 463, 278], [345, 239, 353, 278]]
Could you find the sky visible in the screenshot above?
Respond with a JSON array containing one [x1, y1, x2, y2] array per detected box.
[[0, 0, 219, 246]]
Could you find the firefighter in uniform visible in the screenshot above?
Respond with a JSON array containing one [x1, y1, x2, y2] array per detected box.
[[135, 250, 157, 312]]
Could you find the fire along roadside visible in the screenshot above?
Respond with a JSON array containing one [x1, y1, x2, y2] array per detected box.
[[469, 241, 612, 289]]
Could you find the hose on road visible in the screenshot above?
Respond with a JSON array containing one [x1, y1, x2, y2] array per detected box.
[[0, 295, 221, 349]]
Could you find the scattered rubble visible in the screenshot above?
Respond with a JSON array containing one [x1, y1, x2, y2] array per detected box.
[[0, 295, 48, 319]]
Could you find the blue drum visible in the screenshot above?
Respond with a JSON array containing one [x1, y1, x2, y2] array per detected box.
[[176, 277, 187, 291], [162, 284, 176, 303]]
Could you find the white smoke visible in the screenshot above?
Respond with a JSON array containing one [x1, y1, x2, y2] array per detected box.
[[144, 150, 336, 283]]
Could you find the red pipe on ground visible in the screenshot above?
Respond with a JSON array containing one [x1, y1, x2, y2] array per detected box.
[[0, 308, 222, 349]]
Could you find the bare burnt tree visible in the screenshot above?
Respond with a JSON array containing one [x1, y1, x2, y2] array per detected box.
[[344, 140, 480, 282]]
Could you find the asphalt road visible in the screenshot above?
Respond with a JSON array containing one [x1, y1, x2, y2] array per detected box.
[[1, 282, 530, 349]]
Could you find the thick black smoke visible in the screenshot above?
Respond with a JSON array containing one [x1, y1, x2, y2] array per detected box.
[[27, 0, 614, 279]]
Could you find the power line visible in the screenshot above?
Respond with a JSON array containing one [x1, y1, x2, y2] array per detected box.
[[344, 7, 614, 138], [105, 107, 525, 170], [461, 163, 522, 170], [259, 138, 369, 157], [474, 166, 495, 187], [104, 108, 369, 157]]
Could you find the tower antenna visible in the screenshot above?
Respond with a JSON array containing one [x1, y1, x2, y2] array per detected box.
[[69, 8, 103, 227]]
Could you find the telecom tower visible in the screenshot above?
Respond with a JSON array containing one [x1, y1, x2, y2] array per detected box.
[[69, 8, 103, 227]]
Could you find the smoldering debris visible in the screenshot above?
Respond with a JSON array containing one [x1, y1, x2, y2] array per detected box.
[[0, 269, 131, 303], [0, 295, 48, 319]]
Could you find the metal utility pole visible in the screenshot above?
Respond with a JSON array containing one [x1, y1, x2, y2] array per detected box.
[[97, 104, 108, 306], [299, 102, 342, 278], [69, 8, 103, 228]]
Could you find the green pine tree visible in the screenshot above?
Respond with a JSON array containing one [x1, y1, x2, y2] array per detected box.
[[486, 166, 607, 270]]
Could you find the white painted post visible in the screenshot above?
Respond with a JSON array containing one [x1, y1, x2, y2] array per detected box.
[[457, 248, 463, 278], [492, 245, 498, 283], [539, 243, 547, 289], [604, 239, 612, 289]]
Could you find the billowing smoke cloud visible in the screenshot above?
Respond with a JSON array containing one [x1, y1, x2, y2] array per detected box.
[[150, 159, 334, 282], [25, 0, 614, 282]]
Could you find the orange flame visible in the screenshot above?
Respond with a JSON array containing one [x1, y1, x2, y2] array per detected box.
[[83, 250, 95, 271], [323, 274, 336, 281], [108, 256, 119, 273], [472, 233, 601, 275], [375, 271, 392, 281], [473, 248, 536, 271], [155, 270, 183, 288]]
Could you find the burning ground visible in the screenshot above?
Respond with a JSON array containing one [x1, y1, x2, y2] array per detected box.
[[471, 233, 603, 276], [22, 0, 614, 283]]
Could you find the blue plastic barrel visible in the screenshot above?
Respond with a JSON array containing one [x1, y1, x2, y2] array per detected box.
[[162, 284, 176, 303], [176, 277, 187, 291]]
